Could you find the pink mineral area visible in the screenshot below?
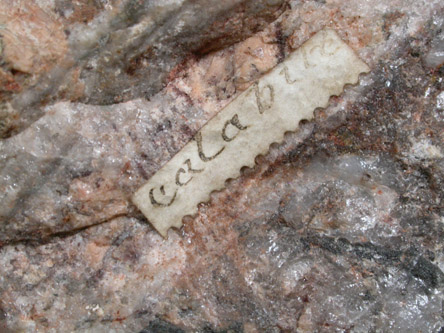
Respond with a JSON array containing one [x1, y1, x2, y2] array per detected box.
[[0, 2, 68, 75]]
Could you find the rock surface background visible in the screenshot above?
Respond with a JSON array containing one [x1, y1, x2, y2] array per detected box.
[[0, 0, 443, 332]]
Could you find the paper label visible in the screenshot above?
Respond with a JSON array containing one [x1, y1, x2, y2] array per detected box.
[[133, 28, 370, 237]]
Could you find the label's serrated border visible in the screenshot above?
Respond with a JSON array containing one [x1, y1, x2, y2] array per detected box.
[[133, 28, 370, 237]]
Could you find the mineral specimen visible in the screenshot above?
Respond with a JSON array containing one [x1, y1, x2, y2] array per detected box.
[[0, 0, 443, 332]]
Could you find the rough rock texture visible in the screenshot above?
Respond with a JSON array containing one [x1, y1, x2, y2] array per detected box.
[[0, 0, 444, 332], [0, 0, 287, 138]]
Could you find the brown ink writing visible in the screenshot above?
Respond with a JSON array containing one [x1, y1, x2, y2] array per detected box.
[[194, 132, 225, 162], [175, 159, 204, 186], [149, 185, 177, 207], [222, 114, 248, 142]]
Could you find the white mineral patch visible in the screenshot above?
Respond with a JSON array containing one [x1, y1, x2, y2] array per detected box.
[[410, 139, 443, 160], [133, 28, 370, 237], [437, 91, 444, 110]]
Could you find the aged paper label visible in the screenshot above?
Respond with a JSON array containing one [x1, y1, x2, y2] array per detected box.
[[133, 28, 370, 237]]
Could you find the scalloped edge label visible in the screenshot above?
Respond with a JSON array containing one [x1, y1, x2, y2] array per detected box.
[[133, 28, 370, 237]]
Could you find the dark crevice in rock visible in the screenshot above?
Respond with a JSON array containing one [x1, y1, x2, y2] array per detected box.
[[139, 318, 186, 333], [0, 212, 133, 249], [303, 234, 444, 290]]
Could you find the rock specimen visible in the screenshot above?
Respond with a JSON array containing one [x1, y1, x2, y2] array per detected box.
[[0, 0, 443, 332], [0, 0, 287, 138]]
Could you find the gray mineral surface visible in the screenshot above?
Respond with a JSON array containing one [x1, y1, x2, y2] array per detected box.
[[0, 0, 443, 332]]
